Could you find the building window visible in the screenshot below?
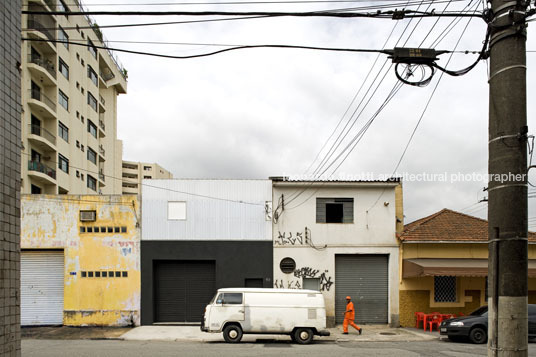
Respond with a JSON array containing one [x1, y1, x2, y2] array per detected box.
[[88, 39, 97, 59], [87, 175, 97, 191], [87, 120, 97, 138], [58, 154, 69, 173], [88, 92, 97, 112], [280, 257, 296, 274], [59, 26, 69, 49], [316, 198, 354, 223], [144, 176, 152, 179], [87, 147, 97, 165], [58, 89, 69, 111], [87, 65, 98, 86], [31, 184, 42, 194], [167, 201, 186, 220], [434, 276, 457, 302], [58, 121, 68, 142], [58, 57, 69, 79], [143, 166, 152, 171]]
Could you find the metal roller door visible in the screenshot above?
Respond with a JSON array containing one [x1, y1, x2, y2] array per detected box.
[[335, 254, 388, 324], [154, 260, 216, 323], [21, 250, 64, 326]]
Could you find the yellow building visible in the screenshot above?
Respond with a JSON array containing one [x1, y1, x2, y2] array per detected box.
[[21, 194, 140, 326], [399, 208, 536, 327]]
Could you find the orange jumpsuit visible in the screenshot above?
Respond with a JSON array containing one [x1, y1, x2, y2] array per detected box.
[[343, 301, 361, 333]]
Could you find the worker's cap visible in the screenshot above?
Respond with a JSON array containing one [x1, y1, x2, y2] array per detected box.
[[346, 296, 351, 299]]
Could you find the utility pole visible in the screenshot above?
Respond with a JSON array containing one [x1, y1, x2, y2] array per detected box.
[[487, 0, 529, 354]]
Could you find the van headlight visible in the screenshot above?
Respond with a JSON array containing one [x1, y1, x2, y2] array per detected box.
[[449, 321, 464, 326]]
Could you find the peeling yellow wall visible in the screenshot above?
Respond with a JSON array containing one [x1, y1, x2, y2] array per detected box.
[[21, 194, 140, 326], [399, 242, 536, 327]]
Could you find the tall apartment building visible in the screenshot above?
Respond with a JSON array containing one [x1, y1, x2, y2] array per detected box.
[[122, 161, 173, 195], [21, 0, 127, 195]]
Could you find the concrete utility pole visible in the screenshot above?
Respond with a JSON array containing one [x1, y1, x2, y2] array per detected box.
[[487, 0, 529, 355]]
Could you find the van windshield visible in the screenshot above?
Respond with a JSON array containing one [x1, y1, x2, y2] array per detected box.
[[209, 293, 218, 305]]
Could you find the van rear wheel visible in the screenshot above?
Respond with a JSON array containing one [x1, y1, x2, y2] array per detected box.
[[223, 324, 243, 343], [294, 328, 314, 344]]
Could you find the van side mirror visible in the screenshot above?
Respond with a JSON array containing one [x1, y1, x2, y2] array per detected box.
[[216, 298, 223, 304]]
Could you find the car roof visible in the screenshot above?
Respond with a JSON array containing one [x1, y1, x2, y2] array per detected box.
[[217, 288, 321, 294]]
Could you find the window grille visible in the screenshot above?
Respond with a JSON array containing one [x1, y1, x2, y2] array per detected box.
[[434, 276, 457, 302]]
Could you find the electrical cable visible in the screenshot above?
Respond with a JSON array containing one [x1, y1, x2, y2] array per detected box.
[[22, 37, 389, 59], [22, 0, 465, 6], [22, 9, 484, 19]]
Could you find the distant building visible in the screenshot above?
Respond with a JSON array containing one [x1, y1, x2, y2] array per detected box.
[[21, 194, 140, 326], [21, 0, 127, 195], [122, 161, 173, 195], [140, 179, 273, 325], [271, 178, 404, 327]]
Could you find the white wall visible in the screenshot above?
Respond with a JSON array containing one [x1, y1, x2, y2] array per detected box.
[[272, 182, 400, 325], [142, 179, 272, 241]]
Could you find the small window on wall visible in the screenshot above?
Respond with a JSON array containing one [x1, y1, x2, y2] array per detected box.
[[434, 276, 457, 302], [303, 278, 320, 291], [316, 198, 354, 223], [168, 201, 186, 220]]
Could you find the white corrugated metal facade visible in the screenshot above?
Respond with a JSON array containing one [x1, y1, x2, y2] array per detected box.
[[142, 179, 272, 241], [21, 250, 64, 325]]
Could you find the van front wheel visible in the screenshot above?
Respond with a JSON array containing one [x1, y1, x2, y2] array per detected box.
[[294, 328, 314, 344], [223, 324, 243, 343]]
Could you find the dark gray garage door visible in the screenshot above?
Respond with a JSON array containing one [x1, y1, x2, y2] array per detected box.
[[335, 254, 388, 324], [154, 260, 216, 323]]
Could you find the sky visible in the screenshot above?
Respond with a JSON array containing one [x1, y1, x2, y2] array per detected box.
[[79, 0, 536, 223]]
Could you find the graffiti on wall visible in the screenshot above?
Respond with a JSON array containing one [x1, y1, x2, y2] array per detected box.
[[274, 266, 334, 291], [274, 230, 309, 246]]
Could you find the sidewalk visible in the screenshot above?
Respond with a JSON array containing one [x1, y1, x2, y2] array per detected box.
[[22, 325, 440, 343], [120, 325, 440, 343]]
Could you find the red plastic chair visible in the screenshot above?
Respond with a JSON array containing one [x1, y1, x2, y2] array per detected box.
[[427, 313, 441, 332], [415, 312, 425, 329]]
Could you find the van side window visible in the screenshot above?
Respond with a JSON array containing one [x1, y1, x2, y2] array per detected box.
[[222, 293, 243, 304]]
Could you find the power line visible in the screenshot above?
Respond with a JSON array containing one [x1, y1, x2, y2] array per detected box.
[[22, 0, 462, 6], [22, 9, 484, 18], [22, 38, 388, 59]]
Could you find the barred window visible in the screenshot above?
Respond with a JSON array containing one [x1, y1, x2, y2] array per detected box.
[[434, 276, 457, 302]]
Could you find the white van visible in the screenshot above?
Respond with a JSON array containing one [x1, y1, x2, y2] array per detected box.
[[201, 288, 330, 344]]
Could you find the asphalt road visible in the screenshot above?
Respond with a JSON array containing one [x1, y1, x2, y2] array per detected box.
[[21, 339, 536, 357]]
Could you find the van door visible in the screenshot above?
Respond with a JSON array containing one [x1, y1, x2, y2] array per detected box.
[[210, 293, 245, 330]]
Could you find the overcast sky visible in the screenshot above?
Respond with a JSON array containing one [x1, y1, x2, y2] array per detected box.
[[80, 0, 536, 223]]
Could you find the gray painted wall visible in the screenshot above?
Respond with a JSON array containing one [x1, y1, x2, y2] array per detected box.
[[0, 0, 22, 355]]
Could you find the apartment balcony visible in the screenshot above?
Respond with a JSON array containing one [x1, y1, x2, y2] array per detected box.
[[28, 124, 57, 153], [122, 175, 138, 184], [28, 88, 56, 119], [98, 113, 106, 138], [98, 144, 105, 161], [122, 183, 139, 195], [26, 18, 57, 54], [27, 55, 56, 86], [28, 160, 56, 185], [98, 169, 106, 186]]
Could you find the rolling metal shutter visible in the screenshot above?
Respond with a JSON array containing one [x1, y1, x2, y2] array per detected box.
[[154, 260, 216, 323], [335, 254, 388, 324], [21, 250, 64, 326]]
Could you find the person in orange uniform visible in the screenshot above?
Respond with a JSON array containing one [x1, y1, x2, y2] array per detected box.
[[343, 296, 362, 335]]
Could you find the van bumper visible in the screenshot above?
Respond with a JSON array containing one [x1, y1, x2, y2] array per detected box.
[[317, 330, 330, 336]]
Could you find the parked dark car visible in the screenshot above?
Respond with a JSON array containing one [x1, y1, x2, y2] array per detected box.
[[440, 304, 536, 344]]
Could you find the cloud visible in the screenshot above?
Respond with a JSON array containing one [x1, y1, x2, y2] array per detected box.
[[83, 0, 536, 223]]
